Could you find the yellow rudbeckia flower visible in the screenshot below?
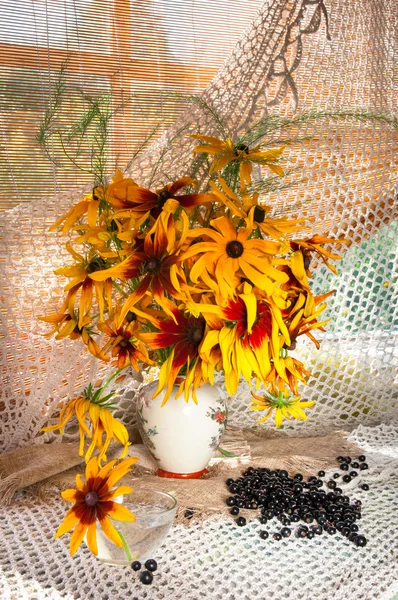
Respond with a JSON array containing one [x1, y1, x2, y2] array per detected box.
[[191, 134, 285, 188], [42, 373, 130, 462], [56, 456, 137, 556], [250, 390, 315, 428]]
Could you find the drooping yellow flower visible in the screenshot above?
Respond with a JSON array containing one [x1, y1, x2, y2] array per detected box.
[[54, 243, 113, 327], [191, 134, 285, 188], [291, 235, 347, 276], [182, 215, 289, 298], [250, 390, 315, 428], [284, 290, 335, 349], [39, 309, 110, 362], [265, 354, 312, 397], [50, 187, 103, 235], [42, 378, 130, 462], [56, 456, 137, 556]]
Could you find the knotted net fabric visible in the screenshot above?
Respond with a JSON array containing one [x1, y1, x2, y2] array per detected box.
[[1, 423, 397, 600], [0, 1, 398, 598]]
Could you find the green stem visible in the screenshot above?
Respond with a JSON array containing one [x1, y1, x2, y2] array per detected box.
[[118, 531, 132, 562], [101, 368, 123, 392]]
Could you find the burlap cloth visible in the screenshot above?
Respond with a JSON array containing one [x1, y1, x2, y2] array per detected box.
[[0, 427, 362, 525]]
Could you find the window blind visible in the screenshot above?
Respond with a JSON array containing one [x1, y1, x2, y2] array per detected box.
[[0, 0, 264, 211]]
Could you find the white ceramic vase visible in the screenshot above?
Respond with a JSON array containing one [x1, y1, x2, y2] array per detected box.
[[136, 381, 228, 478]]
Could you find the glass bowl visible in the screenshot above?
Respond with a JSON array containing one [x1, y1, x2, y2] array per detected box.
[[94, 489, 177, 566]]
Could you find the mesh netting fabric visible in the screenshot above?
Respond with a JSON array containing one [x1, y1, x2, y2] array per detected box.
[[1, 424, 397, 600], [0, 0, 397, 450]]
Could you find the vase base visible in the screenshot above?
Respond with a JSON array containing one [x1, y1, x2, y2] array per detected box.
[[156, 468, 208, 479]]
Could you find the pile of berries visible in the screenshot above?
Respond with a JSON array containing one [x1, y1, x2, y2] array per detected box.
[[131, 558, 158, 585], [225, 455, 369, 548]]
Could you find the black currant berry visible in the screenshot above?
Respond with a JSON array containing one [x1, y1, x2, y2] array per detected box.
[[236, 517, 246, 527], [358, 455, 366, 462], [327, 526, 337, 535], [281, 527, 291, 537], [342, 475, 352, 483], [145, 559, 158, 572], [361, 484, 370, 491], [230, 506, 239, 516], [259, 516, 268, 524], [226, 496, 236, 507], [359, 463, 369, 471], [259, 530, 269, 539], [140, 571, 153, 585], [355, 535, 367, 547], [131, 561, 141, 571], [340, 463, 349, 471]]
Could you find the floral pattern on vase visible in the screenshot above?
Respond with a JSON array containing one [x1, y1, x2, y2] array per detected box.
[[136, 382, 228, 477]]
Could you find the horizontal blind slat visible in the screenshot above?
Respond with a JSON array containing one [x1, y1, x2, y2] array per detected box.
[[0, 0, 264, 210]]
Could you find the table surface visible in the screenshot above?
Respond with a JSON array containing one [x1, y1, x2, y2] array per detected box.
[[1, 423, 398, 600]]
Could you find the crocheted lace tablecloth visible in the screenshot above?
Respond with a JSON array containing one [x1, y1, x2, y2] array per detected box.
[[1, 423, 397, 600]]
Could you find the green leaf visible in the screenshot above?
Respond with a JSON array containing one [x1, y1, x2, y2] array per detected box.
[[217, 447, 238, 458]]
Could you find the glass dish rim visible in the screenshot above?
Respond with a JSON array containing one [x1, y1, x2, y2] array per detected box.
[[124, 487, 178, 515]]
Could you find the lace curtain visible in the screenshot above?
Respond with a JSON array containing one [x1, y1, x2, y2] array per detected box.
[[0, 0, 397, 451]]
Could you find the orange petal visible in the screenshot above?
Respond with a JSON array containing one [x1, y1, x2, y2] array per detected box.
[[98, 514, 123, 548], [97, 458, 138, 494], [85, 456, 99, 481], [61, 489, 83, 503], [55, 505, 84, 538], [86, 519, 98, 556], [69, 519, 89, 556], [102, 485, 133, 501], [104, 501, 136, 522]]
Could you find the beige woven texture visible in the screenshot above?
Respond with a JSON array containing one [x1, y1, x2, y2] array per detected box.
[[0, 427, 361, 525]]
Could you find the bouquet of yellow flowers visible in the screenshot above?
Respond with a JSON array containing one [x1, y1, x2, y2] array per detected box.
[[41, 127, 346, 433]]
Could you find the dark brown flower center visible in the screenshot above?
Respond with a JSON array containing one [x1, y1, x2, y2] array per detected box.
[[84, 491, 99, 507], [188, 326, 204, 345], [157, 189, 172, 207], [145, 257, 162, 274], [253, 206, 266, 223], [284, 340, 297, 351], [226, 240, 244, 258], [303, 253, 311, 270], [234, 143, 250, 155], [73, 324, 82, 334], [125, 311, 137, 323], [119, 339, 129, 348]]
